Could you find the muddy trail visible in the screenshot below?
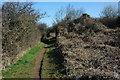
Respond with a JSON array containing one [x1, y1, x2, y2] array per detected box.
[[31, 46, 46, 78], [33, 37, 64, 79]]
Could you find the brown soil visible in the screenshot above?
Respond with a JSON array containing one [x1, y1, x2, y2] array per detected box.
[[31, 45, 47, 78]]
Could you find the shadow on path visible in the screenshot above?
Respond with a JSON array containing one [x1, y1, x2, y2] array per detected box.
[[40, 37, 66, 78]]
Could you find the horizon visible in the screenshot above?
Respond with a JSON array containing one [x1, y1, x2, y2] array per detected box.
[[0, 2, 118, 27], [32, 2, 118, 27]]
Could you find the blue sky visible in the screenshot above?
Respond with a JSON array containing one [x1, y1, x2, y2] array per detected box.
[[0, 0, 119, 2], [32, 2, 118, 27], [0, 2, 118, 26]]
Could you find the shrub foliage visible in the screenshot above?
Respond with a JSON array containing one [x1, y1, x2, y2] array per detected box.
[[2, 2, 45, 70]]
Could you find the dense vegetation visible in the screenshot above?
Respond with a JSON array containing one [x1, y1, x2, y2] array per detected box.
[[56, 14, 120, 79], [1, 2, 120, 80], [2, 2, 46, 70]]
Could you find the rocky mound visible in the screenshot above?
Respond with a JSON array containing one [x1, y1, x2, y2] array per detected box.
[[57, 15, 120, 79]]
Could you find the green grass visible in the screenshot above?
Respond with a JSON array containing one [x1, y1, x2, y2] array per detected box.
[[2, 42, 45, 78]]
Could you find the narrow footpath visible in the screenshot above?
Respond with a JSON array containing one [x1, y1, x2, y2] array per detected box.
[[32, 37, 65, 79], [31, 45, 47, 78], [2, 37, 64, 79]]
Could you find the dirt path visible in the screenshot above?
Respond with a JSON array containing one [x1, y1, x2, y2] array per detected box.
[[31, 45, 47, 78]]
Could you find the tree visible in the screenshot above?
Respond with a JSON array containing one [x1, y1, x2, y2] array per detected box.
[[54, 4, 84, 23], [46, 27, 55, 37], [54, 4, 84, 38], [38, 23, 47, 34], [65, 4, 84, 20], [2, 2, 46, 68], [99, 5, 119, 28], [100, 5, 118, 18], [0, 6, 1, 21], [54, 6, 65, 23], [2, 2, 46, 29], [37, 23, 47, 41]]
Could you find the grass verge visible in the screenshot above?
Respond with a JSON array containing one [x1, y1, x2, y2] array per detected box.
[[2, 42, 45, 78], [41, 37, 65, 79]]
